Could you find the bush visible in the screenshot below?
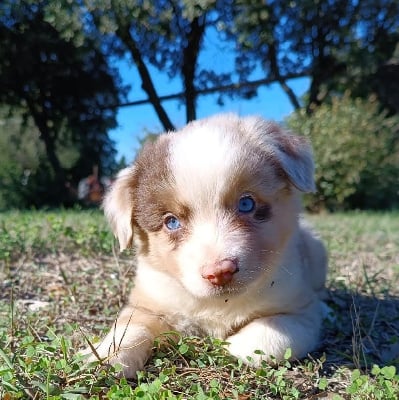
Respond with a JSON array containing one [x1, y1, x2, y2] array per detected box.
[[287, 95, 399, 211], [0, 107, 98, 210], [0, 110, 45, 209]]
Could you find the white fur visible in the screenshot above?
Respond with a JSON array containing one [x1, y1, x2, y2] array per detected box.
[[134, 225, 321, 336], [226, 300, 322, 365], [174, 218, 249, 298], [171, 121, 240, 207]]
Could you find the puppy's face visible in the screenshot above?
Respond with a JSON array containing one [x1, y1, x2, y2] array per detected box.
[[104, 114, 315, 298]]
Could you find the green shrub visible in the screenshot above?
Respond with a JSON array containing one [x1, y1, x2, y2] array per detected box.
[[0, 108, 61, 210], [287, 95, 399, 211]]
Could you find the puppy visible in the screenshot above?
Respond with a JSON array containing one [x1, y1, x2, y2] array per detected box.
[[86, 113, 327, 378]]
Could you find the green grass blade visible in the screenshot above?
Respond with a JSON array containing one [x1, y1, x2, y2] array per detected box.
[[0, 346, 13, 369]]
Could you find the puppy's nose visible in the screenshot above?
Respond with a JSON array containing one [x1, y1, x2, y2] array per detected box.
[[202, 258, 239, 286]]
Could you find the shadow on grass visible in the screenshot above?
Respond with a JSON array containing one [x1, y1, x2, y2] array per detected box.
[[318, 289, 399, 372]]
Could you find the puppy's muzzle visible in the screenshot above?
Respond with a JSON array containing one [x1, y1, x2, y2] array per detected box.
[[201, 258, 239, 286]]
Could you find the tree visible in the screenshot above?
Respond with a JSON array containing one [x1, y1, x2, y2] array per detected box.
[[92, 0, 234, 126], [44, 0, 234, 130], [0, 0, 123, 204], [228, 0, 399, 113], [81, 0, 399, 126]]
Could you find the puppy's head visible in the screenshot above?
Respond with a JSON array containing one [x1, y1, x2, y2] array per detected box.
[[104, 114, 315, 298]]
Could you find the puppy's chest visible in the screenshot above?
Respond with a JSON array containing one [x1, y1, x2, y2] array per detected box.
[[165, 307, 251, 339]]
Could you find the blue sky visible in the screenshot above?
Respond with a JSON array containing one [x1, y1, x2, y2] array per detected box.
[[108, 31, 310, 164]]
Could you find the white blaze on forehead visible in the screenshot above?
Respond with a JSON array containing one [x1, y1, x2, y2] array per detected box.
[[170, 120, 241, 206]]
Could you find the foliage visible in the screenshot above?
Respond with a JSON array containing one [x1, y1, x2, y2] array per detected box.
[[0, 107, 80, 209], [287, 95, 399, 211], [46, 0, 399, 126], [347, 366, 399, 400], [229, 0, 399, 113], [0, 108, 43, 209], [0, 327, 121, 399], [0, 0, 123, 206], [43, 0, 230, 128]]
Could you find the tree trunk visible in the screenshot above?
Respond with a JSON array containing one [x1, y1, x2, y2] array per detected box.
[[182, 15, 206, 122], [25, 98, 70, 204], [116, 26, 175, 132], [26, 99, 65, 181], [306, 73, 323, 114]]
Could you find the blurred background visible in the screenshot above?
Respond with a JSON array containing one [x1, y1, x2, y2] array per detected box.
[[0, 0, 398, 211]]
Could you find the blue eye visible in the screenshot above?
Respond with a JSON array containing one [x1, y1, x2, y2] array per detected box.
[[164, 215, 181, 230], [238, 196, 255, 213]]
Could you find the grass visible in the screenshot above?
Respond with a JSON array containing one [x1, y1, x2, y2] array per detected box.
[[0, 209, 398, 399]]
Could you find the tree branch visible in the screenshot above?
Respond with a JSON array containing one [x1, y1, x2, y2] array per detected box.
[[268, 41, 301, 110], [115, 25, 175, 131], [182, 15, 207, 122], [105, 71, 310, 111]]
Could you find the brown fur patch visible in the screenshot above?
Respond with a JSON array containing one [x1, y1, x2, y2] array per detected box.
[[132, 135, 175, 232], [253, 203, 272, 221], [131, 135, 200, 253]]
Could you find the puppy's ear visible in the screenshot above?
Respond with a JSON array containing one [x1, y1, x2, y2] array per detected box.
[[103, 167, 135, 251], [244, 117, 316, 193]]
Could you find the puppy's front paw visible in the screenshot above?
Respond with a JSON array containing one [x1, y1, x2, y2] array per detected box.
[[81, 324, 154, 379], [226, 328, 273, 367], [226, 313, 320, 367]]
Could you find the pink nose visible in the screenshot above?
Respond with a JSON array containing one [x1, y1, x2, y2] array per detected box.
[[201, 258, 239, 286]]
